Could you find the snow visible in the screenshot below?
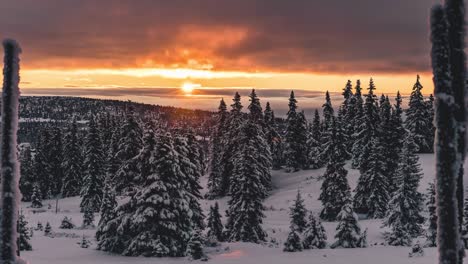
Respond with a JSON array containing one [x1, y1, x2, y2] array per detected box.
[[19, 154, 468, 263]]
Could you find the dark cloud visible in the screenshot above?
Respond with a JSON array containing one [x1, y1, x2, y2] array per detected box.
[[1, 0, 444, 73]]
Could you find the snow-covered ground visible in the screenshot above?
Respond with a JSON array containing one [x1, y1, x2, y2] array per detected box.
[[21, 154, 468, 263]]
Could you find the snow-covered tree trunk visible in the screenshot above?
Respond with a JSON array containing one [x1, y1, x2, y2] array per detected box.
[[431, 5, 460, 264], [444, 1, 467, 262], [0, 39, 25, 264]]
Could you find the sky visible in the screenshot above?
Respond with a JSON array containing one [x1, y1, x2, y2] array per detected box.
[[0, 0, 446, 114]]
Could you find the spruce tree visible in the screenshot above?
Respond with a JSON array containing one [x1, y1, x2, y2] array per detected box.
[[405, 75, 432, 153], [353, 137, 390, 218], [96, 178, 117, 242], [48, 126, 64, 196], [206, 99, 229, 198], [186, 229, 206, 260], [80, 118, 104, 213], [225, 121, 267, 243], [30, 183, 43, 208], [44, 222, 52, 236], [379, 95, 398, 192], [321, 91, 334, 132], [82, 204, 95, 228], [283, 228, 303, 252], [342, 80, 354, 113], [17, 212, 32, 251], [264, 102, 283, 170], [61, 117, 83, 197], [426, 182, 437, 247], [307, 110, 323, 169], [319, 117, 352, 221], [388, 92, 406, 191], [19, 145, 34, 201], [59, 216, 75, 229], [331, 201, 361, 248], [302, 213, 327, 249], [206, 202, 224, 242], [285, 91, 302, 172], [289, 190, 307, 232], [383, 132, 424, 239]]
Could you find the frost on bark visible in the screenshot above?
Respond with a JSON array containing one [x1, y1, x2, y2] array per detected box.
[[431, 5, 460, 264], [0, 39, 27, 264]]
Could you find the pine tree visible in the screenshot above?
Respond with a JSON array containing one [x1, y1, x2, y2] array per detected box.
[[388, 92, 406, 191], [264, 102, 283, 170], [79, 235, 91, 249], [342, 80, 354, 113], [114, 112, 142, 193], [206, 202, 224, 242], [283, 228, 303, 252], [426, 182, 437, 247], [80, 118, 104, 213], [17, 212, 32, 251], [19, 145, 34, 201], [61, 117, 83, 197], [352, 78, 380, 171], [30, 183, 43, 208], [285, 91, 302, 172], [379, 95, 398, 192], [331, 201, 361, 248], [98, 133, 192, 257], [302, 213, 327, 249], [289, 190, 307, 232], [82, 204, 95, 228], [59, 216, 75, 229], [206, 99, 229, 198], [353, 136, 390, 218], [321, 91, 334, 132], [308, 109, 324, 169], [225, 121, 267, 243], [48, 126, 64, 196], [95, 178, 117, 241], [405, 75, 432, 153], [186, 229, 206, 260]]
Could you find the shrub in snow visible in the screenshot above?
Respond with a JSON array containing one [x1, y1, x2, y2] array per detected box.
[[283, 229, 303, 252], [408, 242, 424, 257], [35, 222, 43, 231], [82, 205, 95, 228], [186, 229, 207, 260], [44, 222, 52, 236], [30, 183, 43, 208], [18, 213, 32, 251], [206, 202, 224, 242], [302, 213, 327, 249], [289, 190, 307, 232], [79, 235, 91, 249], [331, 201, 361, 248], [357, 228, 368, 248], [59, 216, 75, 229]]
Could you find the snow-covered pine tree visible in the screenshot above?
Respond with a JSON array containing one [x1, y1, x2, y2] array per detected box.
[[225, 121, 267, 243], [264, 102, 283, 170], [405, 75, 432, 153], [186, 229, 206, 260], [48, 126, 64, 196], [319, 117, 352, 221], [321, 91, 334, 133], [114, 112, 142, 193], [174, 134, 205, 230], [206, 99, 229, 198], [34, 129, 52, 197], [95, 178, 117, 242], [289, 190, 307, 232], [379, 95, 399, 192], [307, 110, 323, 169], [17, 212, 31, 251], [424, 94, 435, 153], [296, 111, 309, 170], [351, 78, 380, 172], [426, 181, 437, 247], [19, 145, 34, 201], [82, 204, 95, 228], [185, 130, 205, 229], [383, 133, 424, 245], [342, 80, 354, 115], [350, 80, 364, 168], [331, 201, 361, 248], [430, 5, 461, 264], [388, 92, 406, 191], [80, 118, 104, 213], [61, 117, 83, 197], [283, 227, 303, 252], [44, 222, 52, 236], [59, 216, 75, 229], [30, 183, 43, 208], [285, 91, 302, 172], [353, 136, 390, 218], [0, 39, 23, 264], [302, 213, 327, 249], [206, 202, 224, 242]]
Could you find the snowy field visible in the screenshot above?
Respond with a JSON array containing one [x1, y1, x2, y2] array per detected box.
[[20, 154, 468, 264]]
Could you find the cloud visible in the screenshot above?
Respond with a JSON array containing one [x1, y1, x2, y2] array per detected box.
[[0, 0, 444, 74]]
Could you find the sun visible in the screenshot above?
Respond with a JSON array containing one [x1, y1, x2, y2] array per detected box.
[[181, 82, 200, 94]]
